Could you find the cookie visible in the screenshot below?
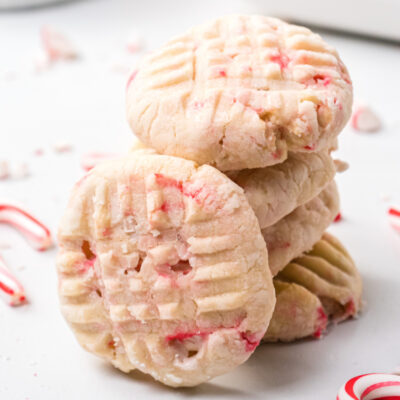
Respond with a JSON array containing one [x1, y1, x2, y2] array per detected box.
[[130, 143, 336, 230], [126, 15, 352, 171], [227, 150, 335, 229], [263, 280, 325, 342], [57, 153, 275, 387], [264, 232, 362, 342], [262, 181, 339, 275]]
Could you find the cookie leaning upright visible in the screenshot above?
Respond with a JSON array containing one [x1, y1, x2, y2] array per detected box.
[[57, 153, 275, 387], [126, 15, 353, 171]]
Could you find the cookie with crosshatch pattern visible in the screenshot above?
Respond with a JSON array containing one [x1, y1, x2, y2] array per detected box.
[[264, 232, 362, 342], [126, 15, 352, 171], [262, 180, 339, 276], [131, 142, 337, 230], [57, 152, 275, 387]]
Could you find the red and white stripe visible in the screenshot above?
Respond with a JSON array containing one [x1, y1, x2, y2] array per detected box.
[[337, 373, 400, 400], [0, 203, 53, 251], [0, 255, 26, 306], [388, 207, 400, 233]]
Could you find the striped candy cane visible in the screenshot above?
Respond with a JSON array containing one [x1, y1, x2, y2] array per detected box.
[[0, 255, 26, 306], [0, 203, 53, 251], [337, 373, 400, 400], [388, 207, 400, 233]]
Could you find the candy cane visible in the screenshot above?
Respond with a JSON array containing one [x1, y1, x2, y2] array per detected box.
[[0, 203, 53, 251], [337, 373, 400, 400], [0, 255, 26, 306], [388, 207, 400, 233]]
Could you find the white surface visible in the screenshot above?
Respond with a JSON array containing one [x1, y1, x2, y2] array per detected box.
[[0, 1, 400, 399]]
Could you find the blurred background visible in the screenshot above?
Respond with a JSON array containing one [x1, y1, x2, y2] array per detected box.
[[0, 1, 399, 399]]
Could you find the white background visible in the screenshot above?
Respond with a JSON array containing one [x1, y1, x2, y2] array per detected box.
[[0, 1, 400, 399]]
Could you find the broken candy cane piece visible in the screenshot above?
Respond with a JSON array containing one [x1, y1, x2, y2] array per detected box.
[[388, 207, 400, 232], [126, 33, 144, 54], [0, 203, 53, 251], [351, 105, 381, 132], [40, 26, 79, 62], [333, 212, 342, 223], [80, 152, 118, 171], [337, 373, 400, 400], [0, 255, 26, 306], [53, 141, 73, 153], [0, 161, 9, 180]]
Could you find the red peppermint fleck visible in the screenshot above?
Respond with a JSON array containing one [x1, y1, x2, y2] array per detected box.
[[240, 331, 260, 352], [166, 330, 208, 342], [344, 299, 356, 316], [126, 69, 138, 89], [313, 74, 331, 87], [219, 69, 227, 77], [313, 307, 328, 339], [334, 212, 342, 222], [270, 52, 289, 70]]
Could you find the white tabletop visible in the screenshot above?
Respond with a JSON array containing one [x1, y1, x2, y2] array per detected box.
[[1, 1, 400, 399]]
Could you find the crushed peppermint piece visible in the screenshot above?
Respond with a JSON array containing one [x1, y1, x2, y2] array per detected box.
[[40, 26, 79, 62], [33, 148, 44, 157], [351, 105, 381, 132], [126, 33, 144, 54], [53, 141, 73, 153], [333, 212, 342, 223], [80, 152, 117, 171], [0, 161, 10, 180]]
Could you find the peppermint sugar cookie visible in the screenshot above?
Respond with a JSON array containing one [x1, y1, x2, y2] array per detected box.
[[131, 143, 336, 230], [264, 232, 362, 342], [262, 181, 340, 275], [227, 150, 336, 229], [127, 15, 353, 171], [57, 153, 275, 387]]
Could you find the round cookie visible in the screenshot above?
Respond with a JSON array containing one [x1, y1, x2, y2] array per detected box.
[[227, 150, 336, 229], [57, 153, 275, 387], [263, 181, 339, 275], [126, 15, 353, 171], [264, 232, 362, 342]]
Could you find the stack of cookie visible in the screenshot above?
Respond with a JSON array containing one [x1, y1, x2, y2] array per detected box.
[[125, 15, 362, 342], [57, 15, 362, 387]]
